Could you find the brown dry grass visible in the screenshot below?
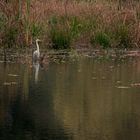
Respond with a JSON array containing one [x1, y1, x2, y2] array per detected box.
[[1, 0, 140, 48]]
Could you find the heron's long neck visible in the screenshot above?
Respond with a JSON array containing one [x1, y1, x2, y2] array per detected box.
[[36, 41, 40, 52]]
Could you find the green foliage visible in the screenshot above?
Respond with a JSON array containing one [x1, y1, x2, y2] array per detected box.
[[31, 23, 43, 38], [49, 16, 72, 49], [49, 16, 85, 49], [50, 29, 71, 49], [91, 31, 111, 49], [49, 16, 58, 27], [4, 26, 18, 47], [115, 25, 131, 48], [0, 12, 7, 30], [69, 17, 82, 37]]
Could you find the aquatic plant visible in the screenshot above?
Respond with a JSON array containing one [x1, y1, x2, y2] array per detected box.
[[50, 29, 71, 49], [115, 25, 132, 48], [48, 16, 70, 49], [0, 0, 140, 49], [49, 16, 86, 49], [4, 26, 19, 47], [25, 0, 31, 46], [31, 23, 43, 38], [0, 12, 6, 30], [91, 31, 111, 49], [69, 16, 82, 38]]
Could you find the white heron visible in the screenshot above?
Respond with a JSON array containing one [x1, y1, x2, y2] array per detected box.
[[33, 39, 41, 62], [32, 39, 46, 83]]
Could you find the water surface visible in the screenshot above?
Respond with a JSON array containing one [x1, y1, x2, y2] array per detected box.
[[0, 55, 140, 140]]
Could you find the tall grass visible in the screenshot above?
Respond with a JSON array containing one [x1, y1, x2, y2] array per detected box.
[[1, 0, 140, 49], [25, 0, 31, 46], [48, 16, 83, 49]]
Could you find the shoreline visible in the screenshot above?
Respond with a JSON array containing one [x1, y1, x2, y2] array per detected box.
[[0, 48, 140, 64]]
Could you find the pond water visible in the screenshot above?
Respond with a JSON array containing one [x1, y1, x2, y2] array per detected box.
[[0, 54, 140, 140]]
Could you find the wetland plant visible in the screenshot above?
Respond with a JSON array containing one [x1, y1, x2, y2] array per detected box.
[[50, 29, 71, 49], [49, 16, 72, 49], [49, 16, 83, 49], [0, 0, 140, 49], [91, 31, 111, 49], [31, 23, 43, 38], [115, 25, 132, 48]]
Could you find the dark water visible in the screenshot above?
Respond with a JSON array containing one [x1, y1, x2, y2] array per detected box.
[[0, 56, 140, 140]]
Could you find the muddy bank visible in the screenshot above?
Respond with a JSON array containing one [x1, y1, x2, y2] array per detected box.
[[1, 48, 140, 64]]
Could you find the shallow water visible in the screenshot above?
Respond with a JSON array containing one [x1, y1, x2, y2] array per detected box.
[[0, 55, 140, 140]]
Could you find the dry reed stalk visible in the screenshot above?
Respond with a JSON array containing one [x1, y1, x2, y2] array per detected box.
[[1, 0, 140, 48]]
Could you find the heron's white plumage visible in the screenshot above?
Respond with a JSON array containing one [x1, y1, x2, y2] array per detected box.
[[33, 39, 41, 62], [33, 50, 40, 61]]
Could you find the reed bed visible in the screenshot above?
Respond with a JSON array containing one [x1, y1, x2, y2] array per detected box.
[[0, 0, 140, 49]]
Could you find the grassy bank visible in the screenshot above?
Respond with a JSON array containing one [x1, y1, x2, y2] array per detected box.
[[0, 0, 140, 49]]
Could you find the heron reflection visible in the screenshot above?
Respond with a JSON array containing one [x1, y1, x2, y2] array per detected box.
[[33, 62, 40, 83]]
